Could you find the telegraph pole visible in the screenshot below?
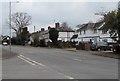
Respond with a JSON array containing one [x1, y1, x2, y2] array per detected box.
[[9, 1, 19, 52], [9, 2, 12, 52]]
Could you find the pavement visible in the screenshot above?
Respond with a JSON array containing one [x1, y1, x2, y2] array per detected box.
[[65, 48, 119, 59], [0, 45, 2, 80], [2, 49, 19, 60]]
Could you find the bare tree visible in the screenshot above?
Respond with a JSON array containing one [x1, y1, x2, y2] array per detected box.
[[61, 22, 69, 28], [60, 22, 73, 31], [10, 12, 31, 36]]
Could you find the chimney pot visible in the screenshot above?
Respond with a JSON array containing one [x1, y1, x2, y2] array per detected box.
[[55, 22, 60, 28]]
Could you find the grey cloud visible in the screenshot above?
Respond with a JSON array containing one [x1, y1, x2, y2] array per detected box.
[[1, 2, 118, 35]]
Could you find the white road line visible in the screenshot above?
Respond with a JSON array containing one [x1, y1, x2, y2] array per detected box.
[[18, 54, 75, 79], [64, 75, 74, 79], [18, 55, 46, 67], [74, 58, 82, 62], [57, 72, 74, 79], [74, 58, 97, 64], [18, 56, 37, 66]]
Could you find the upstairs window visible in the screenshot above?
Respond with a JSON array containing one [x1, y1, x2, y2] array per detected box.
[[80, 30, 82, 35], [94, 29, 97, 34], [102, 30, 107, 34], [84, 30, 86, 34]]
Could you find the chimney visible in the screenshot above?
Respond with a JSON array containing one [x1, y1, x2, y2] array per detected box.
[[48, 26, 51, 30], [55, 22, 60, 28], [41, 28, 45, 32]]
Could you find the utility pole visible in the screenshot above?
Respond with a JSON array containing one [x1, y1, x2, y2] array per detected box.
[[9, 2, 11, 52], [9, 1, 19, 51]]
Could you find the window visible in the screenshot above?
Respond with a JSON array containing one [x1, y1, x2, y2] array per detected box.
[[80, 30, 82, 35], [84, 30, 86, 34], [102, 30, 107, 34], [94, 29, 97, 34]]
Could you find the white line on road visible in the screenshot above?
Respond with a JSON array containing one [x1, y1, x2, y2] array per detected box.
[[18, 56, 37, 66], [17, 54, 75, 79], [73, 58, 82, 62], [18, 55, 46, 67], [73, 58, 97, 65], [57, 72, 74, 79]]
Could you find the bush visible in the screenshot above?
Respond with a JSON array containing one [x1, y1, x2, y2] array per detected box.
[[33, 38, 40, 47], [40, 39, 46, 47], [11, 37, 18, 45]]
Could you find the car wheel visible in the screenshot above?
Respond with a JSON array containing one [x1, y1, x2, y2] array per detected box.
[[97, 48, 100, 51], [110, 48, 113, 51], [104, 49, 106, 51]]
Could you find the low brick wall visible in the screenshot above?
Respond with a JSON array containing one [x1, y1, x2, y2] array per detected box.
[[76, 43, 91, 51], [47, 41, 78, 48]]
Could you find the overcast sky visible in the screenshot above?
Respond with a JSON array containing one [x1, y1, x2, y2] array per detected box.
[[0, 0, 119, 36]]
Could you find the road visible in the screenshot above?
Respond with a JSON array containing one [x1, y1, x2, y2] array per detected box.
[[2, 45, 118, 79]]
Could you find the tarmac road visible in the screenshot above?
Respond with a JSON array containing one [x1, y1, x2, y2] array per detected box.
[[2, 45, 118, 79]]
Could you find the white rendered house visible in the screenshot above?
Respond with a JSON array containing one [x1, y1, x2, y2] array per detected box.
[[76, 20, 114, 43]]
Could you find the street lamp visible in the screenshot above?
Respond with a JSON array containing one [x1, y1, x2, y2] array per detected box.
[[9, 1, 19, 52], [9, 2, 11, 52]]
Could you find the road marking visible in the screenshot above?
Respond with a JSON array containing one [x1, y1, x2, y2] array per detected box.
[[18, 56, 37, 66], [74, 58, 82, 62], [73, 58, 97, 65], [64, 75, 74, 79], [57, 72, 74, 79], [18, 55, 46, 67], [18, 54, 75, 79]]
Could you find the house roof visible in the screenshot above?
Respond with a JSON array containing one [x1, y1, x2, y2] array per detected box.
[[93, 20, 104, 29], [30, 32, 44, 39], [77, 20, 105, 32], [77, 23, 94, 32], [98, 22, 105, 30]]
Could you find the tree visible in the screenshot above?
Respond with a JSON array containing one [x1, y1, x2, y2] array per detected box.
[[103, 10, 120, 42], [103, 10, 120, 54], [10, 12, 31, 37], [21, 27, 29, 45], [60, 22, 73, 31], [49, 28, 59, 47], [61, 22, 69, 28]]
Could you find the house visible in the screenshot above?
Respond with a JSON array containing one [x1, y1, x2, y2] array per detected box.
[[28, 22, 76, 46], [76, 20, 114, 43], [55, 23, 75, 41], [28, 31, 44, 45]]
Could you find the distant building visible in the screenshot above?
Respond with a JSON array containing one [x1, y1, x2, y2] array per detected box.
[[76, 20, 114, 43], [29, 31, 44, 44], [29, 22, 76, 45], [55, 23, 75, 41]]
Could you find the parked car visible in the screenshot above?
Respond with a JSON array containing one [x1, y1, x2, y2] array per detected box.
[[2, 42, 8, 46], [91, 42, 112, 51], [113, 43, 120, 54]]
